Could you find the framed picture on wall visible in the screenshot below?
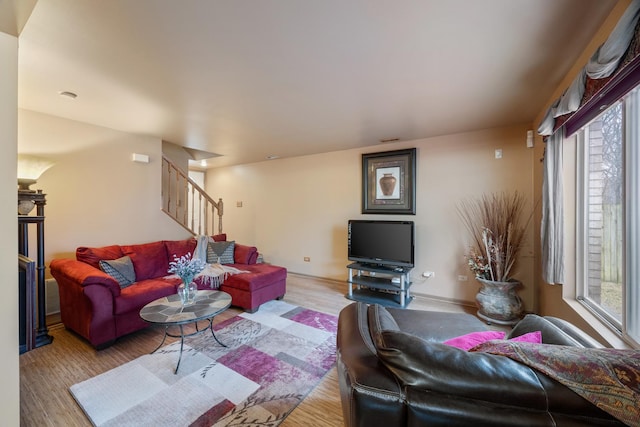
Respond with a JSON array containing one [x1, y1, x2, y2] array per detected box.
[[362, 148, 416, 214]]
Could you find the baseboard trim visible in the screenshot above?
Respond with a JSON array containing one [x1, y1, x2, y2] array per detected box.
[[410, 292, 476, 309], [287, 271, 344, 285], [289, 271, 476, 310]]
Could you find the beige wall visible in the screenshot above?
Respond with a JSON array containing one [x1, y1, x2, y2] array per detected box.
[[532, 0, 631, 347], [0, 30, 20, 426], [206, 123, 537, 310], [18, 110, 191, 263], [162, 140, 191, 172]]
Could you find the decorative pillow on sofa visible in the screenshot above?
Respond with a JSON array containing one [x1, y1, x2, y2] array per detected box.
[[233, 244, 258, 264], [207, 240, 235, 264], [76, 245, 124, 269], [164, 238, 197, 261], [444, 330, 542, 351], [508, 331, 543, 344], [443, 331, 506, 351], [99, 256, 136, 288], [121, 241, 170, 281]]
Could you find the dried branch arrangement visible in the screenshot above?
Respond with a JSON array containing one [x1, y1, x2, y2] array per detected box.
[[457, 191, 531, 282]]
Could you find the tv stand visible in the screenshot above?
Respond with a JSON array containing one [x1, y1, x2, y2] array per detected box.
[[346, 262, 413, 308]]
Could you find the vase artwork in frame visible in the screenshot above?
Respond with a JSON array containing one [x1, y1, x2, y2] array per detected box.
[[362, 148, 416, 215]]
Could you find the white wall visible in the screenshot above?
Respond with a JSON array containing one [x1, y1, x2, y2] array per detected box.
[[206, 124, 536, 310], [18, 109, 191, 264], [0, 30, 20, 426]]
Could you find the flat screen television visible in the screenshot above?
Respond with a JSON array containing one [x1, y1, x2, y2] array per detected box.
[[348, 220, 415, 269]]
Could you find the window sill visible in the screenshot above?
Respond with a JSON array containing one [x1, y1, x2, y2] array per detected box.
[[563, 297, 633, 349]]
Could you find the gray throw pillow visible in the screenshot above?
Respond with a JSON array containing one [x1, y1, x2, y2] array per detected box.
[[207, 241, 235, 264], [99, 256, 136, 288]]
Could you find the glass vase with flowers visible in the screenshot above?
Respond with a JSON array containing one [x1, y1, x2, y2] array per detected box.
[[168, 253, 205, 305]]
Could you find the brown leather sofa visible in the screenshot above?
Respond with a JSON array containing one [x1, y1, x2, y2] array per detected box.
[[337, 302, 625, 426]]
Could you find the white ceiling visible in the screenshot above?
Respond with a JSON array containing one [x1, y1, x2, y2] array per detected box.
[[15, 0, 617, 168]]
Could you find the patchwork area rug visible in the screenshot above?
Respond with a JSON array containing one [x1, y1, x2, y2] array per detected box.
[[70, 300, 338, 426]]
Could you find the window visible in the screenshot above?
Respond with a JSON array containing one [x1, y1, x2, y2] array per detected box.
[[576, 86, 640, 346]]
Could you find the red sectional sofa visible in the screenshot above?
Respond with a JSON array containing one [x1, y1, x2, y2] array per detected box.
[[49, 234, 287, 348]]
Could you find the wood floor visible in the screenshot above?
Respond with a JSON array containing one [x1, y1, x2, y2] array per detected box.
[[20, 273, 474, 427]]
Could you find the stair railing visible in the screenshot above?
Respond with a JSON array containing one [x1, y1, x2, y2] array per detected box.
[[161, 155, 223, 236]]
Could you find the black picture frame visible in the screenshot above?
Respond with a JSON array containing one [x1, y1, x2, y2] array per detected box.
[[362, 148, 416, 215]]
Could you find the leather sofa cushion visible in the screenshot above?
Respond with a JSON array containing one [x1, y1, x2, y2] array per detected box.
[[121, 241, 170, 281], [384, 307, 487, 342], [76, 245, 124, 269], [371, 327, 551, 408]]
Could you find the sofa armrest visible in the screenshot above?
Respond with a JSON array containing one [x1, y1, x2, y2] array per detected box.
[[507, 314, 604, 348], [50, 258, 122, 297], [234, 243, 258, 264]]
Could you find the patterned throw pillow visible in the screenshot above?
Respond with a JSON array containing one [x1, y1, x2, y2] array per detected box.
[[207, 241, 235, 264], [99, 256, 136, 288]]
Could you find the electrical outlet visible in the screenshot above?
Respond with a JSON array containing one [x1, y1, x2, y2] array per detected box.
[[303, 257, 310, 262], [458, 275, 468, 281], [236, 201, 243, 207], [495, 149, 503, 159]]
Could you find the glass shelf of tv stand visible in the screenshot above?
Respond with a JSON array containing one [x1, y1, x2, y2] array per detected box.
[[346, 262, 413, 308]]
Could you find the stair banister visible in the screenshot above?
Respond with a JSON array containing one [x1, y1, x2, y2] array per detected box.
[[161, 155, 223, 236]]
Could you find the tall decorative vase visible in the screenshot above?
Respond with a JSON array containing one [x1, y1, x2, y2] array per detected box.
[[178, 281, 198, 305], [475, 278, 523, 325], [379, 173, 397, 196]]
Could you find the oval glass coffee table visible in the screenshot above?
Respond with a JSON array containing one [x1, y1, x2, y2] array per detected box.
[[140, 290, 232, 374]]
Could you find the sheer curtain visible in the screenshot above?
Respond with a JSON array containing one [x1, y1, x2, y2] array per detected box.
[[541, 130, 564, 284]]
